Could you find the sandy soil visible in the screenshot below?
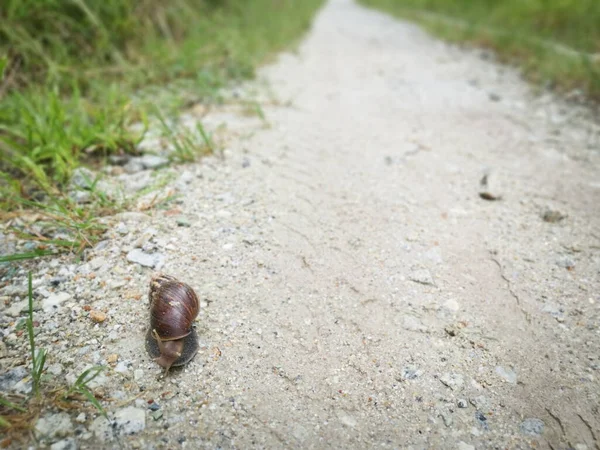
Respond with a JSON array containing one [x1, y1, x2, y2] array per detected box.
[[2, 0, 600, 449]]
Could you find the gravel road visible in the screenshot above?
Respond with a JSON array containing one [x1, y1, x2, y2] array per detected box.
[[2, 0, 600, 449]]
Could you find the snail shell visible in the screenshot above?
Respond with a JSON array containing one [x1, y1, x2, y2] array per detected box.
[[145, 274, 199, 371]]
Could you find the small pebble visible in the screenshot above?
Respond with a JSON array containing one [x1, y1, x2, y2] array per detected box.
[[35, 413, 74, 440], [542, 209, 566, 223], [115, 223, 129, 235], [441, 411, 453, 427], [42, 292, 71, 313], [48, 363, 64, 376], [114, 361, 130, 373], [89, 310, 107, 323], [409, 269, 435, 286], [495, 366, 517, 384], [402, 315, 428, 332], [520, 418, 544, 436], [176, 217, 192, 227], [470, 396, 490, 411], [138, 154, 169, 170], [400, 365, 421, 380], [127, 249, 165, 269], [475, 411, 488, 430], [440, 372, 464, 390], [556, 256, 575, 269], [149, 402, 160, 411], [50, 438, 77, 450]]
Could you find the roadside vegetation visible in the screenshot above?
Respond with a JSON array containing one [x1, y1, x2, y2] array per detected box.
[[359, 0, 600, 100], [0, 0, 324, 261]]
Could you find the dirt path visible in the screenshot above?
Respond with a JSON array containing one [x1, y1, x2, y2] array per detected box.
[[3, 0, 600, 448]]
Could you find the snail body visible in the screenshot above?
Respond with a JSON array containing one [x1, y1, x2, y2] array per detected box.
[[145, 274, 199, 371]]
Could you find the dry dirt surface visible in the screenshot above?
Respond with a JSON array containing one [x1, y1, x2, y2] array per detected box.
[[2, 0, 600, 449]]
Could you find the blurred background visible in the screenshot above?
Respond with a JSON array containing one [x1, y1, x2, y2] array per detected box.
[[0, 0, 597, 256], [360, 0, 599, 98]]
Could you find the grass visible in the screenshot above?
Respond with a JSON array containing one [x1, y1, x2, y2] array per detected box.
[[26, 272, 46, 396], [358, 0, 600, 100], [156, 112, 216, 163], [64, 366, 107, 419], [0, 0, 324, 261]]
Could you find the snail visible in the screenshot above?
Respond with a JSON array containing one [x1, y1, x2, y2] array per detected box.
[[145, 274, 199, 372]]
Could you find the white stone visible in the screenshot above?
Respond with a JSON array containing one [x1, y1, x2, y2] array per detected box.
[[114, 407, 146, 436], [42, 292, 71, 313], [440, 372, 464, 390], [50, 438, 77, 450], [409, 269, 435, 286], [5, 299, 27, 317], [35, 412, 73, 440], [126, 249, 165, 268], [443, 298, 460, 312], [495, 366, 517, 384]]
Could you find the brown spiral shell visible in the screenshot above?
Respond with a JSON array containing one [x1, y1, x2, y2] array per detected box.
[[149, 273, 178, 303], [149, 275, 199, 341]]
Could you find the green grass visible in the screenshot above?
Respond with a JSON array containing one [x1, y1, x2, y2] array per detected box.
[[64, 366, 108, 419], [26, 272, 46, 397], [0, 0, 324, 260], [358, 0, 600, 100]]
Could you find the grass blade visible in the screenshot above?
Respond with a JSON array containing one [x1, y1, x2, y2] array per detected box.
[[73, 366, 104, 388], [26, 272, 45, 396], [0, 249, 57, 263], [0, 396, 26, 413], [77, 386, 107, 419]]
